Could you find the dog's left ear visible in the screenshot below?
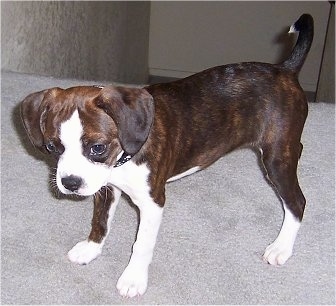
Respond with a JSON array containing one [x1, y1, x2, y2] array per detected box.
[[95, 86, 154, 156]]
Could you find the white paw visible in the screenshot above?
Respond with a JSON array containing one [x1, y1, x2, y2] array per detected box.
[[68, 240, 102, 265], [116, 265, 148, 298], [263, 241, 293, 266]]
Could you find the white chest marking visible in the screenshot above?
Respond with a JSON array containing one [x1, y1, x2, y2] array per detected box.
[[108, 161, 151, 207]]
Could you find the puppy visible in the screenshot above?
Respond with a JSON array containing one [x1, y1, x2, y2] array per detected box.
[[21, 14, 313, 297]]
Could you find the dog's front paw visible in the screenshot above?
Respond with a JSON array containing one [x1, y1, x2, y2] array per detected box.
[[68, 240, 102, 265], [263, 240, 293, 266], [116, 264, 148, 298]]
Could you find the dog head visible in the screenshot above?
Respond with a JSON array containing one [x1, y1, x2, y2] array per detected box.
[[21, 85, 154, 196]]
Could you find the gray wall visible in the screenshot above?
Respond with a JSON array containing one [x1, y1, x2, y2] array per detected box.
[[149, 2, 330, 92], [1, 1, 150, 84]]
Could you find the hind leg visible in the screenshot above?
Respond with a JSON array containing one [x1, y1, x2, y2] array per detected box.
[[260, 142, 306, 265]]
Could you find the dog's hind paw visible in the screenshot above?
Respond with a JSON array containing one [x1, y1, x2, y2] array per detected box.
[[117, 264, 148, 298], [263, 241, 293, 266], [67, 240, 102, 265]]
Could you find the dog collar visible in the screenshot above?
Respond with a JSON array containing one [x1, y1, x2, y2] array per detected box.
[[114, 151, 132, 167]]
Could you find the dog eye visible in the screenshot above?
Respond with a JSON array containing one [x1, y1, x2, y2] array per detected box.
[[46, 141, 57, 153], [90, 144, 106, 155]]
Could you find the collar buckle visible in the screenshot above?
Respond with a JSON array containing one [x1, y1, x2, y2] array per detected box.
[[92, 85, 105, 89]]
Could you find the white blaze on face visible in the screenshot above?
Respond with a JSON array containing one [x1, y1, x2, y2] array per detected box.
[[57, 110, 111, 196]]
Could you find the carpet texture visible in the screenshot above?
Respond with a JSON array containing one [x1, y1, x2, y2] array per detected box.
[[1, 71, 335, 304]]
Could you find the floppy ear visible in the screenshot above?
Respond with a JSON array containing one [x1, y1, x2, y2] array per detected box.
[[20, 88, 59, 151], [95, 86, 154, 156]]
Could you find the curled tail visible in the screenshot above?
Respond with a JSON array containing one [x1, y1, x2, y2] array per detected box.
[[281, 14, 314, 73]]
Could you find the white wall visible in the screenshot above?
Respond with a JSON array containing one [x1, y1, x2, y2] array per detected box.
[[149, 2, 330, 92]]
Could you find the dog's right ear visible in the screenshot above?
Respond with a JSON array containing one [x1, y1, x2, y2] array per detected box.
[[20, 88, 58, 151]]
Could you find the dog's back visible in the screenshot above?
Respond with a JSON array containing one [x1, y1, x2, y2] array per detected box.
[[144, 14, 313, 173]]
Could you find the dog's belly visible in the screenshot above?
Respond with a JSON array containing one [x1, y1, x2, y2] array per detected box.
[[167, 166, 200, 182]]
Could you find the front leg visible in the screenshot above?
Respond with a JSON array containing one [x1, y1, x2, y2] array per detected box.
[[117, 197, 163, 297], [68, 185, 121, 264]]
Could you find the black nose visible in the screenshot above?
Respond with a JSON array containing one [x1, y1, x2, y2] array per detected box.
[[61, 175, 83, 192]]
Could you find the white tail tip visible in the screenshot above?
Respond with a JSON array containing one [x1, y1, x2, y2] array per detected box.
[[288, 24, 297, 34]]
